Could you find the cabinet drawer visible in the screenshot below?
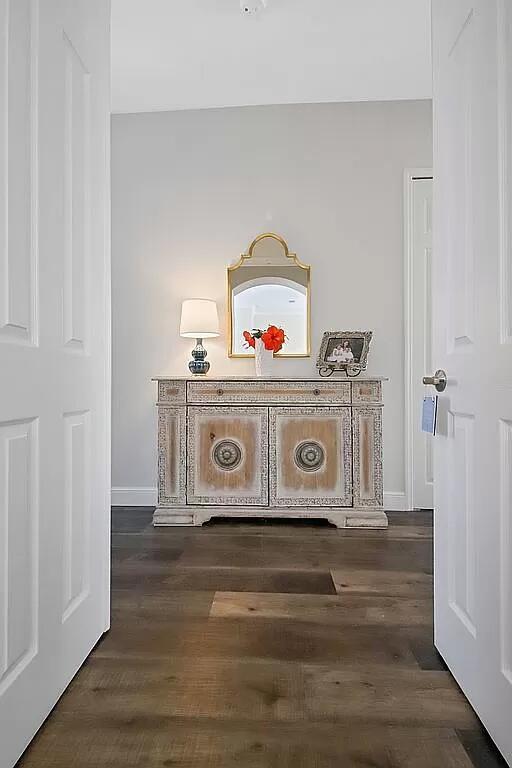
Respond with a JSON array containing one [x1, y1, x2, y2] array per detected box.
[[352, 381, 382, 404], [157, 380, 187, 404], [187, 380, 350, 404]]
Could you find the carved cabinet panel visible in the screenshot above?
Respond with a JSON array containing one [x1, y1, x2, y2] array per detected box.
[[269, 407, 352, 507], [187, 406, 268, 505], [352, 407, 383, 507], [158, 406, 187, 505]]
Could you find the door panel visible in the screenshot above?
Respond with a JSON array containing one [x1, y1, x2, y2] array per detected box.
[[0, 418, 38, 692], [0, 0, 37, 345], [500, 418, 512, 683], [448, 411, 476, 635], [0, 2, 110, 766], [63, 30, 90, 352], [498, 1, 512, 347], [187, 406, 268, 505], [269, 407, 352, 507]]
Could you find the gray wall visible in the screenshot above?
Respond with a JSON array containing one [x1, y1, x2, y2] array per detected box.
[[111, 100, 432, 503]]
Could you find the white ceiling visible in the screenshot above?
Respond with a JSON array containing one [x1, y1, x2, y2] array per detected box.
[[111, 0, 432, 114]]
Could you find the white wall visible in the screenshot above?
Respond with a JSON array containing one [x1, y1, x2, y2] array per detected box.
[[111, 100, 432, 506]]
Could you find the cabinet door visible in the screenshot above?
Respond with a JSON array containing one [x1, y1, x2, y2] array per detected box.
[[158, 406, 187, 505], [187, 407, 268, 505], [269, 407, 352, 507], [352, 407, 383, 507]]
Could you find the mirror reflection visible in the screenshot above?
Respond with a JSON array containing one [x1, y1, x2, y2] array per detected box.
[[228, 233, 311, 357]]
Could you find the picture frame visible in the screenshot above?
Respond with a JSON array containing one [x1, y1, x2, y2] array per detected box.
[[316, 331, 373, 377]]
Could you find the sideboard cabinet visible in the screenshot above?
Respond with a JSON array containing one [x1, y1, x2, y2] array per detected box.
[[153, 377, 387, 528]]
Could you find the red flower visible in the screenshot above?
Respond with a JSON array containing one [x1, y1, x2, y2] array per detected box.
[[243, 325, 286, 353], [243, 330, 255, 348], [261, 325, 286, 353]]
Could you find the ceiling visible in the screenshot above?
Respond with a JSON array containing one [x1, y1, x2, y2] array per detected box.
[[111, 0, 432, 114]]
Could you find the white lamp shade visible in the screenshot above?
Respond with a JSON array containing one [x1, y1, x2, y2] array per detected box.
[[180, 299, 220, 339]]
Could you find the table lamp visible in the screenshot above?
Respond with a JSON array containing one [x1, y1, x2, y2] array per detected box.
[[180, 299, 220, 375]]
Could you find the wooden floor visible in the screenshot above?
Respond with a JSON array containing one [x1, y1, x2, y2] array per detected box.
[[17, 509, 506, 768]]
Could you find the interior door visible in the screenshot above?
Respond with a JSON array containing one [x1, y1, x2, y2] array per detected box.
[[0, 2, 111, 766], [432, 0, 512, 763]]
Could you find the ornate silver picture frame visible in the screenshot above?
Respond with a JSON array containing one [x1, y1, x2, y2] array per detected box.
[[316, 331, 373, 378]]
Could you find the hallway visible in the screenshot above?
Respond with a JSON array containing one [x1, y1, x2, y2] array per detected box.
[[17, 511, 505, 767]]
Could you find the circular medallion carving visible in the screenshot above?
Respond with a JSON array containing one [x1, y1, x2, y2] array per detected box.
[[294, 441, 325, 472], [212, 439, 243, 471]]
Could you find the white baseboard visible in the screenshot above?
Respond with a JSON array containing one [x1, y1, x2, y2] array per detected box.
[[111, 486, 157, 506], [383, 492, 410, 512], [112, 486, 410, 512]]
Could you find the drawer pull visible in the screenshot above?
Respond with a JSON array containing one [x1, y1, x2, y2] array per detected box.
[[216, 389, 224, 396], [313, 388, 320, 396]]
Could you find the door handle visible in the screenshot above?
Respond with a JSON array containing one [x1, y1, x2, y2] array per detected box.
[[423, 369, 447, 393]]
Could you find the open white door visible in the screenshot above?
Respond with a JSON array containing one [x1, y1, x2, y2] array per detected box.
[[0, 2, 110, 766], [432, 0, 512, 763]]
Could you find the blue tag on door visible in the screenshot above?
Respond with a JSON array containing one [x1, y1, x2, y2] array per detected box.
[[422, 396, 438, 435]]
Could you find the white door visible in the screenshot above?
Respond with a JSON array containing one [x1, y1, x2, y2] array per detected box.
[[408, 174, 434, 509], [432, 0, 512, 763], [0, 1, 111, 766]]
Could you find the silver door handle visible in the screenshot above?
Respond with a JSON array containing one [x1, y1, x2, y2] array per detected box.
[[423, 369, 447, 393]]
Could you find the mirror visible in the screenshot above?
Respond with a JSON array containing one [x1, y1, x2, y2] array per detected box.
[[228, 233, 311, 357]]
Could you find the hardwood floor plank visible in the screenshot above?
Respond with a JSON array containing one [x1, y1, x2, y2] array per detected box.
[[54, 655, 307, 723], [303, 664, 478, 728], [160, 566, 338, 594], [17, 716, 474, 768], [408, 633, 449, 671], [39, 653, 479, 730], [210, 591, 433, 626], [176, 537, 433, 573], [456, 728, 509, 768], [331, 568, 433, 597], [111, 589, 215, 620], [94, 617, 419, 667], [178, 525, 432, 544], [387, 510, 433, 527], [111, 507, 154, 533]]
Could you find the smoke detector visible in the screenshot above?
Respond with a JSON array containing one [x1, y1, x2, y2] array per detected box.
[[240, 0, 267, 15]]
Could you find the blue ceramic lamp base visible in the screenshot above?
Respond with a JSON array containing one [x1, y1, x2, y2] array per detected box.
[[188, 338, 210, 375]]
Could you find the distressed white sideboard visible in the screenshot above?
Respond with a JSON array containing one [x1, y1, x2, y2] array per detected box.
[[153, 377, 387, 528]]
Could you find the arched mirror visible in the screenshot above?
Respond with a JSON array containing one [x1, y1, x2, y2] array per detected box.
[[228, 233, 311, 357]]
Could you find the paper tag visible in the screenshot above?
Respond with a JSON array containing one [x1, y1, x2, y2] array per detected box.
[[422, 395, 438, 435]]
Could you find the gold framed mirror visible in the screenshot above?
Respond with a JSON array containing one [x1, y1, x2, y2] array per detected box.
[[228, 233, 311, 358]]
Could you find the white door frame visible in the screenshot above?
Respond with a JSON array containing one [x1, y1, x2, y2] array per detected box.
[[403, 168, 434, 511]]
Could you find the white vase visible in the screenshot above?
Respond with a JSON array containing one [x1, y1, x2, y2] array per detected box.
[[254, 338, 274, 377]]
